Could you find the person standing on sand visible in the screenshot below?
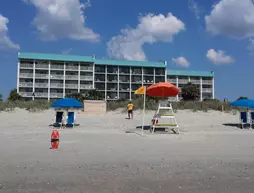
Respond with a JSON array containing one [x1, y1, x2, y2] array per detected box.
[[127, 101, 134, 119]]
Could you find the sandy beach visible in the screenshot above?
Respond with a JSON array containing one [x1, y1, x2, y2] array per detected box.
[[0, 109, 254, 193]]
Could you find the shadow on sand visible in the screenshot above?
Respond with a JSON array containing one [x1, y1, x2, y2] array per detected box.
[[223, 123, 253, 129]]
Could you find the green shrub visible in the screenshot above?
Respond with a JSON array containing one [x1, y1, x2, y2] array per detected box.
[[107, 97, 233, 112]]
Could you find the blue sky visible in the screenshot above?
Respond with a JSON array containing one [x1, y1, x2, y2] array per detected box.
[[0, 0, 254, 100]]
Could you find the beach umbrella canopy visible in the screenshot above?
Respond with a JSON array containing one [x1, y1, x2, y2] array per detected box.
[[146, 82, 180, 97], [230, 99, 254, 108], [51, 98, 83, 109]]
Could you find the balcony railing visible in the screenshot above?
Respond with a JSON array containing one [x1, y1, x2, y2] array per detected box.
[[65, 75, 78, 80], [50, 93, 63, 98], [19, 82, 33, 87], [80, 85, 93, 89], [35, 83, 48, 88], [190, 80, 201, 84], [36, 64, 48, 69], [108, 88, 117, 91], [35, 74, 48, 79], [108, 79, 118, 83], [80, 66, 93, 71], [50, 83, 63, 88], [65, 84, 78, 89], [202, 80, 213, 84], [178, 79, 189, 84], [19, 92, 33, 97], [80, 76, 93, 81], [132, 71, 142, 75], [51, 65, 64, 70], [20, 63, 33, 68], [168, 79, 176, 83], [65, 66, 78, 70], [202, 88, 213, 92], [50, 74, 64, 79], [20, 73, 33, 78], [34, 93, 48, 97]]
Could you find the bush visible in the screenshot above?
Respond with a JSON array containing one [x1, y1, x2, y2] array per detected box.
[[107, 97, 233, 112], [181, 82, 200, 101], [0, 100, 52, 112], [8, 89, 21, 101]]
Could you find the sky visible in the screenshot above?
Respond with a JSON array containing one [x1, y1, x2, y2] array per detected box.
[[0, 0, 254, 100]]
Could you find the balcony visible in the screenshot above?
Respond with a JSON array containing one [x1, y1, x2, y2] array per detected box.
[[35, 74, 48, 79], [108, 79, 118, 83], [50, 74, 64, 79], [108, 87, 117, 91], [50, 93, 63, 98], [34, 93, 48, 98], [20, 63, 33, 68], [50, 83, 63, 88], [202, 80, 213, 84], [119, 88, 130, 92], [80, 66, 93, 71], [65, 84, 78, 89], [51, 65, 64, 70], [132, 80, 142, 84], [65, 66, 78, 71], [202, 88, 213, 93], [65, 75, 78, 80], [143, 80, 154, 84], [95, 79, 105, 82], [19, 92, 33, 97], [80, 85, 93, 89], [190, 80, 200, 84], [36, 64, 48, 69], [168, 79, 176, 83], [178, 79, 189, 84], [80, 76, 93, 81], [35, 83, 48, 88], [19, 82, 33, 87], [20, 73, 33, 78]]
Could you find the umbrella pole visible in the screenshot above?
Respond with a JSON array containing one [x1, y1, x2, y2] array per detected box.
[[141, 88, 146, 136]]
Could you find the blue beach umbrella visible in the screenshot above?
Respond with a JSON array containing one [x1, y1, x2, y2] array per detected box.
[[230, 99, 254, 109], [51, 98, 83, 109]]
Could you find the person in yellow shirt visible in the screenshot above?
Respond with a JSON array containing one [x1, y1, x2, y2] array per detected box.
[[127, 101, 134, 119]]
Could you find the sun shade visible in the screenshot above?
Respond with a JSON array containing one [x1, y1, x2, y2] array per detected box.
[[146, 82, 180, 97]]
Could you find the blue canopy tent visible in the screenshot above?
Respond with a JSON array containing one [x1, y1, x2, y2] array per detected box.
[[230, 99, 254, 128], [230, 99, 254, 109], [51, 98, 83, 128]]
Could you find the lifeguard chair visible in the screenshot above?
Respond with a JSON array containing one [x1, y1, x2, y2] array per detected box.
[[151, 102, 179, 134]]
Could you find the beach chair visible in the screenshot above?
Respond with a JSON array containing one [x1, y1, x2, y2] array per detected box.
[[250, 112, 254, 129], [240, 111, 250, 129], [54, 111, 64, 127], [66, 112, 75, 128]]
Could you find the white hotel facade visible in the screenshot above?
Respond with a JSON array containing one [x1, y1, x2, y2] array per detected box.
[[17, 52, 214, 101]]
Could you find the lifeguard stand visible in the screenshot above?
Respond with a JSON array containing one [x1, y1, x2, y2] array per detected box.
[[150, 101, 179, 134]]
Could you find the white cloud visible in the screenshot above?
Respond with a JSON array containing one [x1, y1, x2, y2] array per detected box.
[[188, 0, 201, 19], [205, 0, 254, 39], [61, 48, 73, 54], [172, 57, 190, 68], [0, 15, 20, 50], [107, 13, 185, 61], [206, 49, 234, 64], [248, 38, 254, 52], [24, 0, 99, 42]]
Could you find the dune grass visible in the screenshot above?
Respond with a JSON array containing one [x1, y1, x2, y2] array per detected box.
[[0, 97, 233, 112]]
